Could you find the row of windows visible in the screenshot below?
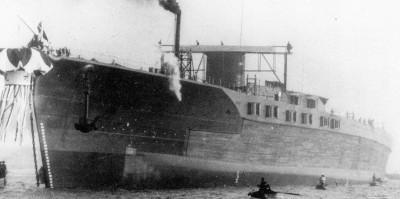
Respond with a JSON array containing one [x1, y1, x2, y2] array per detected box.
[[289, 96, 316, 108], [247, 103, 278, 118], [319, 117, 341, 129], [285, 111, 313, 125], [247, 103, 341, 129]]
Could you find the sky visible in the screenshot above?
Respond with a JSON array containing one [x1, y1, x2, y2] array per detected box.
[[0, 0, 399, 173]]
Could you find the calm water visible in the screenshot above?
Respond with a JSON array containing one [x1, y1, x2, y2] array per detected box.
[[1, 170, 399, 199]]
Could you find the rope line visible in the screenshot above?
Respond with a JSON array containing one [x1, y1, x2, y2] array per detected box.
[[29, 77, 40, 187]]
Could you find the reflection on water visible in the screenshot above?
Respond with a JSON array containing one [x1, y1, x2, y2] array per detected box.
[[1, 170, 400, 199]]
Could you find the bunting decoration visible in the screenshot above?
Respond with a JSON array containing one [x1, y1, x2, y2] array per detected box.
[[0, 48, 53, 144]]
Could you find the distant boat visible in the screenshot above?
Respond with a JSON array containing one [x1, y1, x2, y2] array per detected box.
[[370, 182, 381, 186]]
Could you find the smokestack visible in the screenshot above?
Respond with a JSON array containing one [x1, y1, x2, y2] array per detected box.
[[159, 0, 180, 15], [159, 0, 181, 58], [174, 10, 181, 58]]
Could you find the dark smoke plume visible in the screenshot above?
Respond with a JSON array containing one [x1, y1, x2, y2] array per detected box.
[[159, 0, 180, 14]]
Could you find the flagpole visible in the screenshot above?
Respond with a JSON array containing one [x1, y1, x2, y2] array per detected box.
[[18, 16, 21, 45], [17, 15, 37, 35], [40, 0, 43, 40]]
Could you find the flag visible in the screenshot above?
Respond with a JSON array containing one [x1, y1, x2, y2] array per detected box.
[[37, 22, 48, 41]]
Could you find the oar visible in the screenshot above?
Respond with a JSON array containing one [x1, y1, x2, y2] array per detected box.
[[275, 191, 301, 196]]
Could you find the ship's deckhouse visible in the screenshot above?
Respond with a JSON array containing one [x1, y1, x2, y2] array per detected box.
[[161, 44, 389, 144]]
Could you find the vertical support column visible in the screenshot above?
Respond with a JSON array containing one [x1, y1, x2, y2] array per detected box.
[[202, 54, 207, 82], [240, 53, 245, 87], [284, 52, 288, 90]]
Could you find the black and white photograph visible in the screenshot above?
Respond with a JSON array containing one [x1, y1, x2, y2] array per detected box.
[[0, 0, 399, 198]]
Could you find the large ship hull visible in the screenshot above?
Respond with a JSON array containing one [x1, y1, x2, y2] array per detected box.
[[34, 58, 391, 188]]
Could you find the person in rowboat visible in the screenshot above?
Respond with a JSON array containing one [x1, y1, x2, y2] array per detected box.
[[249, 177, 301, 198], [316, 175, 327, 190], [0, 161, 6, 188], [320, 175, 326, 185], [257, 177, 273, 195], [372, 173, 377, 182]]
